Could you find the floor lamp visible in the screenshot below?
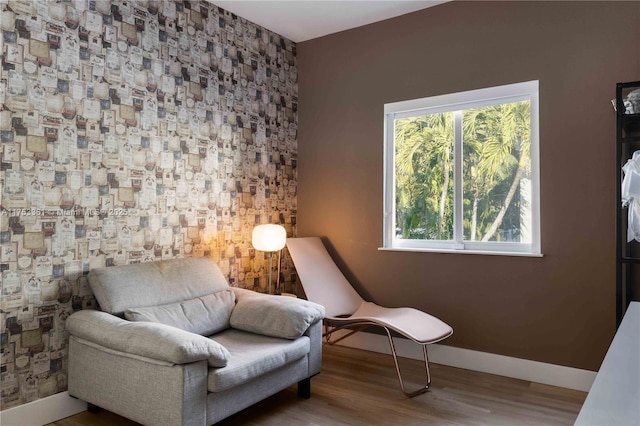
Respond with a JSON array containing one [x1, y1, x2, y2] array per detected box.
[[252, 224, 286, 294]]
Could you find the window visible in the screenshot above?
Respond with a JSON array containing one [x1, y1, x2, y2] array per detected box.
[[383, 81, 540, 255]]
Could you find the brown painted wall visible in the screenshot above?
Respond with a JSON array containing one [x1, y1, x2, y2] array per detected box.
[[297, 1, 640, 371]]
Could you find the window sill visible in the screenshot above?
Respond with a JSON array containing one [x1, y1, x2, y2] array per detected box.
[[378, 246, 543, 258]]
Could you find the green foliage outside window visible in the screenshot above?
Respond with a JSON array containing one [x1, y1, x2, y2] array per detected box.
[[394, 101, 531, 243]]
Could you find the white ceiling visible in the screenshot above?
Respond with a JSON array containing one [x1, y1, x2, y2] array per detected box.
[[209, 1, 449, 43]]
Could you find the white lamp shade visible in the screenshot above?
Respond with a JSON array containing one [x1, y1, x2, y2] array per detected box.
[[252, 224, 286, 252]]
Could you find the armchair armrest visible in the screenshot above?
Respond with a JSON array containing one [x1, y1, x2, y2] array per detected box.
[[66, 310, 230, 367], [230, 288, 325, 339]]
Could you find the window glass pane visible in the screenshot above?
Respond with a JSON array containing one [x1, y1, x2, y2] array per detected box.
[[462, 101, 531, 243], [394, 113, 454, 240]]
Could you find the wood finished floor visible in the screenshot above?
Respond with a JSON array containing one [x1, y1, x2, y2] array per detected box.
[[49, 345, 587, 426]]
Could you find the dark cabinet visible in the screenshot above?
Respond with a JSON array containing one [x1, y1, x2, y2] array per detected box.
[[616, 81, 640, 327]]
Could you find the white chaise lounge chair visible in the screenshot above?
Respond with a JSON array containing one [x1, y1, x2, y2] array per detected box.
[[286, 237, 453, 397]]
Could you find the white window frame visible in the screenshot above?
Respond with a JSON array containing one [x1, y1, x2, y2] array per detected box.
[[382, 81, 541, 256]]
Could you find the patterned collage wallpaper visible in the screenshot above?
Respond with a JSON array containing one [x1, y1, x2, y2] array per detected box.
[[0, 0, 298, 409]]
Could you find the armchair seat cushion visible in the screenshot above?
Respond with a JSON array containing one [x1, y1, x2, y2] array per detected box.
[[207, 329, 310, 393]]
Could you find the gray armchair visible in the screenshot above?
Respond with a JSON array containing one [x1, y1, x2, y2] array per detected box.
[[66, 257, 324, 426]]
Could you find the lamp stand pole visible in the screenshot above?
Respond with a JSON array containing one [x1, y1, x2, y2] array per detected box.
[[268, 251, 273, 294]]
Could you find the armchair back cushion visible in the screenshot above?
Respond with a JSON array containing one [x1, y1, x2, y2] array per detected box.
[[88, 257, 229, 315], [125, 290, 235, 336]]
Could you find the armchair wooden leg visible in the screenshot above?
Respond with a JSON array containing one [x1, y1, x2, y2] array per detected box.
[[87, 403, 101, 414], [297, 377, 311, 399]]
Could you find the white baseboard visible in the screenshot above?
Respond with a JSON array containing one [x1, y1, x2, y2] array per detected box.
[[332, 330, 596, 392], [0, 391, 87, 426]]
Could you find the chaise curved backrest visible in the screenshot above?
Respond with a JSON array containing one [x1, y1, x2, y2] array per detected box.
[[287, 237, 364, 318]]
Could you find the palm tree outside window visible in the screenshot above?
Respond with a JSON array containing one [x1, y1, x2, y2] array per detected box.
[[382, 81, 540, 256]]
